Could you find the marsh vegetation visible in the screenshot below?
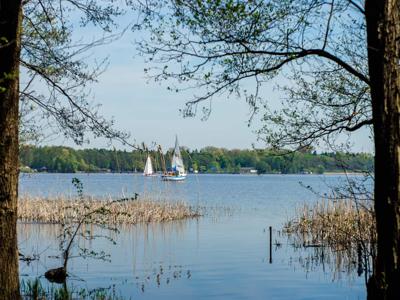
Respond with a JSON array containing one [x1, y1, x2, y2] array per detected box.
[[284, 197, 376, 284], [16, 174, 368, 299], [18, 196, 199, 225]]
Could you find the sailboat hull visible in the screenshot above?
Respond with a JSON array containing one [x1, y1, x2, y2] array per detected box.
[[161, 174, 186, 181], [161, 135, 186, 181]]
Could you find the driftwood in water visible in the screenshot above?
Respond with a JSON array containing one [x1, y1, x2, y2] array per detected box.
[[45, 267, 67, 283]]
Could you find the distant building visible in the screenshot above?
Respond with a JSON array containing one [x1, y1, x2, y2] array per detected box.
[[19, 165, 34, 173], [239, 167, 258, 174], [189, 168, 199, 174]]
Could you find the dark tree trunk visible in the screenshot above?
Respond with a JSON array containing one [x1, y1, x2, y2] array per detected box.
[[366, 0, 400, 299], [0, 0, 22, 299]]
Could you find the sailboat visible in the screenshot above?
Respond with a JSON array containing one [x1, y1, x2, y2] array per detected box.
[[143, 155, 157, 176], [161, 136, 187, 181]]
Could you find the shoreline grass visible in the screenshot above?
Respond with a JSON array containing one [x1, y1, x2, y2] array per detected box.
[[283, 198, 376, 280], [283, 199, 376, 248], [18, 195, 200, 224]]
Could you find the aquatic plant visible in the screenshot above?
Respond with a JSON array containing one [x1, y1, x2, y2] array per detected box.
[[19, 178, 200, 283], [18, 196, 199, 224], [283, 197, 376, 283], [21, 278, 125, 300], [44, 178, 136, 283], [21, 278, 46, 299]]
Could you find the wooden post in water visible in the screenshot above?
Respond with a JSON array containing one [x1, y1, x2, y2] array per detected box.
[[269, 226, 272, 264]]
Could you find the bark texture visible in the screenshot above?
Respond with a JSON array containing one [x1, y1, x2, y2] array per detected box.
[[366, 0, 400, 299], [0, 0, 22, 299]]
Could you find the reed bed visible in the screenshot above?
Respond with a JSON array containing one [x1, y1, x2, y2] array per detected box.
[[283, 198, 376, 280], [283, 199, 376, 249], [18, 195, 200, 225]]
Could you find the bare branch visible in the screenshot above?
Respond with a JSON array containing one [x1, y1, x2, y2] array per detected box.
[[347, 0, 365, 15], [323, 0, 335, 50]]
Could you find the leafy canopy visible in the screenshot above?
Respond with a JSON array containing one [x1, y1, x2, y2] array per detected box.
[[133, 0, 370, 150]]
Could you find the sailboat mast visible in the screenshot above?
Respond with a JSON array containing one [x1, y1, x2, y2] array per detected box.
[[160, 136, 187, 181], [158, 145, 167, 172]]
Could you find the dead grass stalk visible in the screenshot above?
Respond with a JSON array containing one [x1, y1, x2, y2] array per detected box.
[[18, 195, 200, 224], [284, 199, 375, 248]]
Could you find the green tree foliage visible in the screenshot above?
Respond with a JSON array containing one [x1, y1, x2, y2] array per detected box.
[[132, 0, 371, 151], [20, 145, 373, 174], [132, 1, 398, 297], [20, 0, 133, 146]]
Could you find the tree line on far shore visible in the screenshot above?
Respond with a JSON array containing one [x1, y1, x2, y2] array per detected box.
[[19, 145, 374, 174]]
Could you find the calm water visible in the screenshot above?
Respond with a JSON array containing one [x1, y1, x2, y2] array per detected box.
[[19, 173, 367, 299]]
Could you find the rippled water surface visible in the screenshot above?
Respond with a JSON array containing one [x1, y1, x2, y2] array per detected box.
[[19, 173, 367, 299]]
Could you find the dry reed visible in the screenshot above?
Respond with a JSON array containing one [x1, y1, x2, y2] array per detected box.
[[283, 199, 376, 249], [18, 195, 200, 225], [283, 198, 377, 281]]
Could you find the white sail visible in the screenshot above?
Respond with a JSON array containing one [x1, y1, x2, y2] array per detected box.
[[161, 135, 187, 181], [143, 155, 154, 175], [171, 136, 186, 175]]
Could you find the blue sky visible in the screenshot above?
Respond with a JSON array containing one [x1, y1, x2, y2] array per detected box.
[[47, 9, 374, 153]]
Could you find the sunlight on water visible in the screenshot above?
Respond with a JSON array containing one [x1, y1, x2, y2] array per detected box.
[[19, 174, 368, 299]]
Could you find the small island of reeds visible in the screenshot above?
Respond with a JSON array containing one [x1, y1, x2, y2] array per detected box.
[[283, 198, 376, 282], [283, 199, 375, 248], [18, 195, 200, 225]]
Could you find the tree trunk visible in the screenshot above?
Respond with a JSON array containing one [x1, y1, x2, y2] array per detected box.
[[0, 0, 22, 299], [366, 0, 400, 299]]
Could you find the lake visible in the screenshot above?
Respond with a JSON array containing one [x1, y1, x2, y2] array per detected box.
[[18, 173, 368, 299]]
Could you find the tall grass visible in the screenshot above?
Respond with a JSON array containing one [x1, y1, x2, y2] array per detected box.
[[21, 278, 124, 300], [284, 199, 376, 247], [18, 195, 200, 225], [283, 198, 376, 282]]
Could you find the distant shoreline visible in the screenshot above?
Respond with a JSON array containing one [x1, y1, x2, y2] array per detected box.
[[20, 171, 367, 175], [20, 145, 374, 175], [323, 172, 366, 175]]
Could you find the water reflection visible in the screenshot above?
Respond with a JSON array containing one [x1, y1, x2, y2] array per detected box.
[[19, 216, 366, 299], [19, 174, 368, 299], [18, 220, 194, 277], [282, 235, 372, 287]]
